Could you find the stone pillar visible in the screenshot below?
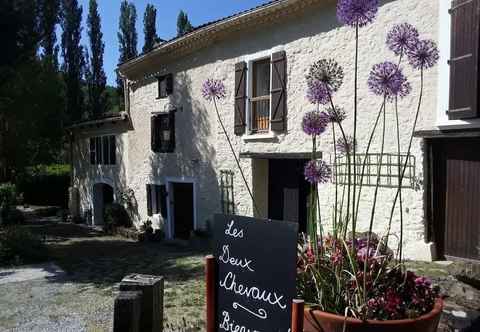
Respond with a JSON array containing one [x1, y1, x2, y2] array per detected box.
[[113, 291, 142, 332], [68, 187, 80, 217], [120, 274, 164, 332]]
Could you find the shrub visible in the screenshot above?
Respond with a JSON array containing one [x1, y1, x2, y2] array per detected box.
[[0, 183, 17, 224], [3, 209, 25, 226], [104, 203, 131, 229], [0, 227, 48, 266], [17, 164, 70, 208]]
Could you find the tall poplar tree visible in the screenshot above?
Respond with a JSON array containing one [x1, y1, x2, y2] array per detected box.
[[39, 0, 60, 67], [117, 0, 137, 110], [176, 10, 193, 37], [86, 0, 107, 117], [143, 4, 157, 53], [61, 0, 85, 122]]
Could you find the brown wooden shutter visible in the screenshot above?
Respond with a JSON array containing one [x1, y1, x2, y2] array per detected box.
[[271, 51, 287, 131], [167, 111, 175, 152], [146, 184, 153, 216], [151, 116, 159, 152], [448, 0, 480, 120], [234, 62, 247, 135], [166, 74, 174, 95]]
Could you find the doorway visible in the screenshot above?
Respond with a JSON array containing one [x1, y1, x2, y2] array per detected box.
[[92, 183, 114, 225], [268, 159, 309, 232], [170, 182, 195, 239], [431, 138, 480, 261]]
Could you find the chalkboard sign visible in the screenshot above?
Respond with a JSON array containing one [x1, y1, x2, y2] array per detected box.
[[213, 214, 299, 332]]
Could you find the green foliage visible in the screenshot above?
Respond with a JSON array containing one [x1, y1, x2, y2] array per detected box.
[[86, 0, 108, 118], [17, 164, 70, 208], [3, 209, 25, 226], [143, 4, 158, 53], [176, 10, 193, 37], [0, 183, 17, 210], [61, 0, 85, 123], [39, 0, 60, 66], [104, 203, 132, 234], [117, 0, 138, 111], [0, 226, 48, 266]]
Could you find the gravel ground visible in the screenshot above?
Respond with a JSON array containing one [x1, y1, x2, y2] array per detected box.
[[0, 221, 209, 332]]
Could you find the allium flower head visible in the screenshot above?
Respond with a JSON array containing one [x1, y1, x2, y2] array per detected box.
[[302, 110, 330, 136], [201, 79, 226, 101], [307, 59, 344, 93], [304, 159, 332, 184], [407, 39, 439, 70], [327, 106, 347, 123], [367, 61, 412, 100], [386, 23, 419, 56], [337, 0, 379, 28], [337, 135, 357, 155], [306, 80, 329, 105]]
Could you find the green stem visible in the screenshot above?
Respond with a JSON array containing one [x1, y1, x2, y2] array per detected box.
[[352, 23, 359, 241], [394, 98, 405, 262]]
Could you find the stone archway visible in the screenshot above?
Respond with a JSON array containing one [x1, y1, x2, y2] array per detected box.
[[92, 183, 114, 226]]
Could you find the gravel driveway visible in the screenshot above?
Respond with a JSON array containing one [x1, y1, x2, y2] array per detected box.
[[0, 221, 209, 332]]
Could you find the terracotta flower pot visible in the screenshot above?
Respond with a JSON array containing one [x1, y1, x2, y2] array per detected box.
[[303, 298, 443, 332]]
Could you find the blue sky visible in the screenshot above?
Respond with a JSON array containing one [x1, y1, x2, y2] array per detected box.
[[73, 0, 268, 85]]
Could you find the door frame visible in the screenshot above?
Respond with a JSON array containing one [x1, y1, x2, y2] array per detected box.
[[165, 177, 197, 240], [92, 181, 115, 226]]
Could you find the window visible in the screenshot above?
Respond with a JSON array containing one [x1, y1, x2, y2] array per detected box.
[[220, 170, 235, 214], [250, 58, 271, 133], [151, 112, 175, 153], [157, 74, 173, 99], [146, 184, 168, 217], [89, 135, 116, 165], [234, 51, 286, 136]]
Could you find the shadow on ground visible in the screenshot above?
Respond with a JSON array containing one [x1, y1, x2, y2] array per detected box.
[[26, 222, 211, 288]]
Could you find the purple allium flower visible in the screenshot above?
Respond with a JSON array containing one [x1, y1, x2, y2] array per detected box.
[[306, 80, 329, 105], [327, 106, 347, 123], [304, 159, 332, 184], [306, 59, 344, 93], [201, 79, 226, 101], [367, 61, 412, 100], [302, 110, 330, 136], [337, 0, 379, 28], [406, 39, 439, 70], [386, 23, 419, 56], [337, 135, 357, 155]]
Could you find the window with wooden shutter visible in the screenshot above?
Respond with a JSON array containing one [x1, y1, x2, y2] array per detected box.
[[271, 51, 287, 131], [234, 62, 247, 135], [250, 58, 271, 133], [151, 112, 175, 153], [157, 74, 173, 99], [448, 0, 480, 120], [89, 135, 116, 165], [146, 184, 153, 216]]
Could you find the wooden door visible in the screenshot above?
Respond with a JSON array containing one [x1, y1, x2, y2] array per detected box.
[[172, 183, 194, 240], [432, 138, 480, 260]]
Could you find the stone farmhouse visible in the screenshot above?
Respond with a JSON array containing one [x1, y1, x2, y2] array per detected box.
[[70, 0, 480, 262]]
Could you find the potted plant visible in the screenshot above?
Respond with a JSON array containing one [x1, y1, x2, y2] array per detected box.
[[296, 0, 442, 331]]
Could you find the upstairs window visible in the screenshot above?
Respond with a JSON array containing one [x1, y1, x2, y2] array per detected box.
[[89, 135, 116, 165], [151, 112, 175, 153], [250, 58, 271, 133], [157, 74, 173, 99]]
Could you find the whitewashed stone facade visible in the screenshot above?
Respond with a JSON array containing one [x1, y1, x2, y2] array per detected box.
[[73, 0, 447, 260]]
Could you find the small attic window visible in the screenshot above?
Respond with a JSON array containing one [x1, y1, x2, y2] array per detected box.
[[157, 74, 173, 99]]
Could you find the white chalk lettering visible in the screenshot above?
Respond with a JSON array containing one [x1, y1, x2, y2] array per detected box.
[[219, 272, 287, 310], [219, 245, 255, 272], [220, 311, 260, 332], [232, 302, 267, 319], [225, 220, 244, 238]]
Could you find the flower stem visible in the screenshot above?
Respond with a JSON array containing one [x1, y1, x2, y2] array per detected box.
[[213, 98, 260, 216], [394, 97, 404, 262], [352, 23, 359, 242]]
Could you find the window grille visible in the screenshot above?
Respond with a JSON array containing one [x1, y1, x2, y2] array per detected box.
[[250, 58, 271, 133], [220, 170, 235, 214], [334, 153, 416, 189]]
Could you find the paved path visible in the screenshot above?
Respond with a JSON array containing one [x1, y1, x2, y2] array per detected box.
[[0, 263, 65, 285]]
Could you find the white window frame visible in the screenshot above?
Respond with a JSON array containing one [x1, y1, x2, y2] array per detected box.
[[89, 134, 117, 166], [436, 0, 480, 129], [241, 47, 284, 140]]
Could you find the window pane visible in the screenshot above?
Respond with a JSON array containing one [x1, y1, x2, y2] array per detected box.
[[109, 136, 116, 165], [253, 59, 270, 97], [158, 77, 167, 97], [95, 137, 103, 165], [90, 138, 96, 165], [102, 136, 109, 165]]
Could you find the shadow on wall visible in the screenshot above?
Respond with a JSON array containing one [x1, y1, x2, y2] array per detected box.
[[145, 72, 221, 232]]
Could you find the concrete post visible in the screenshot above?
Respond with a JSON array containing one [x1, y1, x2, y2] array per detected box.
[[120, 274, 164, 332]]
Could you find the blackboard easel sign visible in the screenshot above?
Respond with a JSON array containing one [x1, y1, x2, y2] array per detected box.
[[208, 214, 299, 332]]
